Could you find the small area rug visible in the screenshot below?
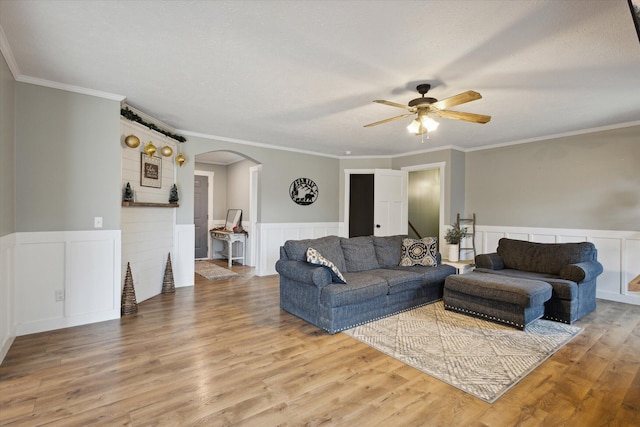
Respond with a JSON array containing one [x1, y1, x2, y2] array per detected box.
[[343, 301, 582, 403], [195, 260, 240, 281]]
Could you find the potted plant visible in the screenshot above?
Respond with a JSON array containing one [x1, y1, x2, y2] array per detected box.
[[444, 224, 466, 262]]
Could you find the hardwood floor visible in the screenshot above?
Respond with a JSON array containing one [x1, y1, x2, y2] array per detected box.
[[1, 261, 639, 426]]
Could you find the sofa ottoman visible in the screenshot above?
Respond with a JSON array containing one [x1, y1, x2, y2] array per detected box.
[[443, 272, 553, 329]]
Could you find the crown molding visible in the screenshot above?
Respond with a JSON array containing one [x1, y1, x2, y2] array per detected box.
[[16, 75, 125, 101], [0, 25, 20, 79], [177, 129, 343, 159], [464, 121, 640, 152]]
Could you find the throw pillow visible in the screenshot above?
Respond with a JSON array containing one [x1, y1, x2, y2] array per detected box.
[[399, 237, 438, 267], [340, 236, 380, 272], [307, 247, 347, 284]]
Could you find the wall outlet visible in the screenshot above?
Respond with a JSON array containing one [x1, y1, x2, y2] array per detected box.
[[94, 217, 103, 228], [55, 289, 65, 302]]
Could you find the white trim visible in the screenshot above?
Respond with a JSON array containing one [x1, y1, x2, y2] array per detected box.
[[194, 170, 215, 258], [464, 120, 640, 153], [255, 222, 341, 276], [0, 25, 20, 79], [249, 165, 261, 267], [173, 224, 195, 287], [17, 75, 125, 101], [13, 230, 122, 336], [475, 225, 640, 306], [178, 129, 343, 159], [401, 162, 446, 248], [0, 233, 17, 364]]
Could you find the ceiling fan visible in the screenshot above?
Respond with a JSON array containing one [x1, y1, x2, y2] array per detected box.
[[364, 84, 491, 136]]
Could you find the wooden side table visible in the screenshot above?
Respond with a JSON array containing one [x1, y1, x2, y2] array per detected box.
[[210, 230, 246, 267]]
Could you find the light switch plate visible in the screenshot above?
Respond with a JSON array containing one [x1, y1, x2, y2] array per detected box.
[[94, 217, 103, 228]]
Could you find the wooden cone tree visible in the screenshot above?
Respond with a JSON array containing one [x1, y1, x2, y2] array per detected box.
[[121, 262, 138, 315], [162, 253, 175, 294]]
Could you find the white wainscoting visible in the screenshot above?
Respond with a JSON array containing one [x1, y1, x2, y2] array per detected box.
[[1, 233, 16, 363], [474, 225, 640, 306], [174, 224, 195, 287], [13, 230, 122, 336], [255, 222, 342, 276]]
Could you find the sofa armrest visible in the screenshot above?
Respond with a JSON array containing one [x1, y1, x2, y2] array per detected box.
[[559, 260, 603, 283], [475, 253, 505, 270], [275, 259, 332, 288]]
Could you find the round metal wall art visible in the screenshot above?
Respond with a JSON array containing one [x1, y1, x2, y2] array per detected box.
[[290, 178, 318, 205]]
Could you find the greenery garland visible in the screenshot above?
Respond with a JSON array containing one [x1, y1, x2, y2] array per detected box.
[[121, 107, 187, 143]]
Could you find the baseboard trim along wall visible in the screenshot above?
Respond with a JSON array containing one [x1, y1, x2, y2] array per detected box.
[[174, 224, 195, 287], [1, 233, 17, 363], [473, 225, 640, 306]]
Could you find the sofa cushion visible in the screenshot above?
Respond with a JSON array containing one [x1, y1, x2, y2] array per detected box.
[[373, 235, 407, 267], [340, 236, 380, 272], [399, 237, 437, 267], [474, 268, 577, 300], [306, 247, 346, 284], [389, 264, 456, 288], [373, 268, 424, 294], [445, 273, 552, 308], [542, 278, 578, 301], [320, 272, 388, 307], [559, 264, 586, 283], [497, 238, 597, 275], [284, 235, 347, 272]]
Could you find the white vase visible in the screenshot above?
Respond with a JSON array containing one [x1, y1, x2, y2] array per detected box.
[[448, 244, 459, 262]]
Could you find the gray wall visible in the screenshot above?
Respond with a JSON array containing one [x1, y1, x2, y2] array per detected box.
[[177, 136, 340, 225], [227, 159, 256, 221], [195, 162, 229, 220], [465, 125, 640, 231], [0, 53, 15, 237], [15, 83, 121, 231]]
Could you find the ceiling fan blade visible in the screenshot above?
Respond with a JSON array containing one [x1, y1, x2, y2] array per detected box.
[[433, 110, 491, 124], [373, 100, 413, 111], [430, 90, 482, 110], [364, 113, 414, 127]]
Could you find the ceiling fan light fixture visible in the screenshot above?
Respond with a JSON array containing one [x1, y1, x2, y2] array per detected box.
[[421, 115, 439, 132], [407, 118, 422, 135], [407, 114, 439, 135]]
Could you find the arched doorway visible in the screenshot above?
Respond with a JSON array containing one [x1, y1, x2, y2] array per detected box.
[[194, 150, 260, 267]]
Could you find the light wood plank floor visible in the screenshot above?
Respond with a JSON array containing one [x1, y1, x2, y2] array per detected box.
[[1, 261, 639, 426]]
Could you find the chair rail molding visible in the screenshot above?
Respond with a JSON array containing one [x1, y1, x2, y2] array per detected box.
[[255, 222, 342, 276], [474, 225, 640, 305]]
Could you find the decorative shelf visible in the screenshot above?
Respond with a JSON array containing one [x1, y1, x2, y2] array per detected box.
[[121, 201, 179, 208]]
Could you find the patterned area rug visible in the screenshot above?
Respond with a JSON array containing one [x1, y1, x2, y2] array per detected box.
[[194, 260, 240, 281], [343, 301, 582, 403]]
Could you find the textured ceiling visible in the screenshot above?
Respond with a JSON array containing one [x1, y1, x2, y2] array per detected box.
[[1, 0, 639, 158]]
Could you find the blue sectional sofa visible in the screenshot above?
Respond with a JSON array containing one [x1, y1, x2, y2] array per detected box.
[[474, 238, 604, 324], [276, 235, 456, 333]]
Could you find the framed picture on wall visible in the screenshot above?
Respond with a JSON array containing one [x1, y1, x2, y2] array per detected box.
[[141, 154, 162, 188]]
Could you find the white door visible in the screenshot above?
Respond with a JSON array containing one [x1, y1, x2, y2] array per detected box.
[[373, 169, 408, 236]]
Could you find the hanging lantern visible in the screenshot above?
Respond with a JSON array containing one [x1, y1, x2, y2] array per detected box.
[[124, 134, 140, 148], [144, 141, 157, 158], [160, 145, 173, 157], [175, 152, 186, 167]]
